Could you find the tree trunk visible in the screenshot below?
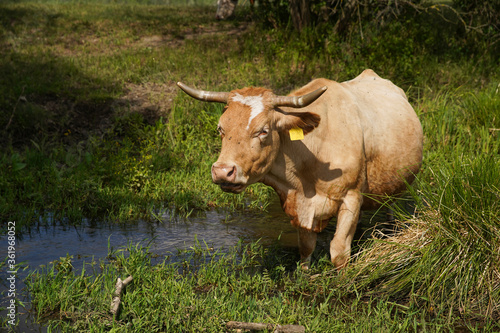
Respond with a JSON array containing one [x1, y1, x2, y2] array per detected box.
[[289, 0, 311, 32]]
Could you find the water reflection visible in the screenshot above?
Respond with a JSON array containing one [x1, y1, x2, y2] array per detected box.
[[15, 201, 297, 273]]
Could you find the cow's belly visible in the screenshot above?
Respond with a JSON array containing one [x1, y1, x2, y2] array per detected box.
[[363, 154, 421, 209]]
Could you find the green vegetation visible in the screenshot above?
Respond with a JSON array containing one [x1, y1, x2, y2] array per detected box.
[[0, 2, 276, 226], [26, 240, 498, 332], [1, 0, 499, 331]]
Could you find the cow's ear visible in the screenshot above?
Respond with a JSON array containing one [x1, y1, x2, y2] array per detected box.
[[275, 111, 321, 135]]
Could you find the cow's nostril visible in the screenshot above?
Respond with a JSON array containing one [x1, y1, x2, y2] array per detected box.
[[227, 167, 235, 178]]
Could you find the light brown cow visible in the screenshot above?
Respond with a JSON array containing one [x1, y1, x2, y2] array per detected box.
[[177, 69, 423, 268]]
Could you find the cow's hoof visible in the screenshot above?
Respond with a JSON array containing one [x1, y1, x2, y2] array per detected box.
[[330, 243, 350, 269], [300, 257, 311, 270], [332, 256, 348, 269]]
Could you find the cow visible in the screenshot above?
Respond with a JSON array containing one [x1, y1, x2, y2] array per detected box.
[[177, 69, 423, 269], [216, 0, 254, 20]]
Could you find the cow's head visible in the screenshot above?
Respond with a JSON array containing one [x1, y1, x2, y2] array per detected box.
[[177, 82, 326, 193], [216, 0, 238, 20]]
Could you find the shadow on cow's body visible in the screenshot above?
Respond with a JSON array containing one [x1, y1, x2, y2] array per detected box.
[[270, 139, 344, 199], [177, 69, 423, 269]]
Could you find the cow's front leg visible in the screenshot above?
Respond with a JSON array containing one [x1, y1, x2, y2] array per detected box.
[[297, 227, 317, 270], [330, 190, 362, 268]]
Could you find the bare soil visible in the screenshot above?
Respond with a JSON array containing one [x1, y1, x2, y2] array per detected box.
[[138, 24, 249, 48], [113, 81, 178, 123]]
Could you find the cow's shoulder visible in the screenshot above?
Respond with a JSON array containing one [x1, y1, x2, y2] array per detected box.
[[358, 68, 380, 79]]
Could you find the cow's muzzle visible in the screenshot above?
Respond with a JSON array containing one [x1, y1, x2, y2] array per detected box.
[[211, 162, 246, 193], [218, 183, 246, 193]]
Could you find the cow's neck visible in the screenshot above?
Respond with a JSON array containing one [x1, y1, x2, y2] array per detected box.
[[261, 134, 320, 204], [262, 137, 295, 182]]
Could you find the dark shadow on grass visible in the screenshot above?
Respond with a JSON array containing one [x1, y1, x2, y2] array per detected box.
[[0, 48, 119, 147], [0, 1, 122, 146]]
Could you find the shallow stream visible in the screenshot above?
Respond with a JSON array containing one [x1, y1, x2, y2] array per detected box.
[[1, 199, 390, 332]]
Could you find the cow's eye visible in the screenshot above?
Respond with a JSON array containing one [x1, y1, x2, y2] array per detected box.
[[255, 127, 269, 139]]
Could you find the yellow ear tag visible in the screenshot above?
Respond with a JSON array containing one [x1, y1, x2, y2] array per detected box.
[[289, 127, 304, 141]]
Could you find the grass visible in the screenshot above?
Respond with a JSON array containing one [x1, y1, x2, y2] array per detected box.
[[1, 0, 499, 331], [349, 154, 500, 320], [27, 240, 494, 332]]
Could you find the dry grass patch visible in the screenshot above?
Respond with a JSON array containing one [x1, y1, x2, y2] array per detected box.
[[344, 207, 500, 322]]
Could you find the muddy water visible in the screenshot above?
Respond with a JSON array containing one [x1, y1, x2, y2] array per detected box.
[[17, 202, 296, 272], [1, 199, 390, 332]]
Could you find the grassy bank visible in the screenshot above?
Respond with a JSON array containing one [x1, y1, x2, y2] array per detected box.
[[26, 232, 499, 332], [1, 0, 499, 331]]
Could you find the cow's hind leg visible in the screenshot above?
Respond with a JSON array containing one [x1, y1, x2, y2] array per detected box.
[[330, 190, 362, 268], [297, 227, 317, 270]]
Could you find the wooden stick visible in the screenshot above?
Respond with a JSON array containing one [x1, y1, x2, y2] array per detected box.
[[226, 321, 305, 333], [110, 275, 133, 317]]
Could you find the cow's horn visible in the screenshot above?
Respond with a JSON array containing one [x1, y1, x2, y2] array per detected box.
[[273, 86, 328, 108], [177, 82, 229, 103]]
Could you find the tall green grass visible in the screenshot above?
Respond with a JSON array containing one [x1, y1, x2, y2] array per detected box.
[[341, 84, 500, 323], [347, 154, 500, 319]]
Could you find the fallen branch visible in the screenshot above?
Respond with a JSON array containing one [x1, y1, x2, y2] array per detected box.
[[110, 275, 133, 318], [226, 321, 305, 333]]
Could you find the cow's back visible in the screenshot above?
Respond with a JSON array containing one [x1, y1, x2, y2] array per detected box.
[[341, 70, 423, 207]]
